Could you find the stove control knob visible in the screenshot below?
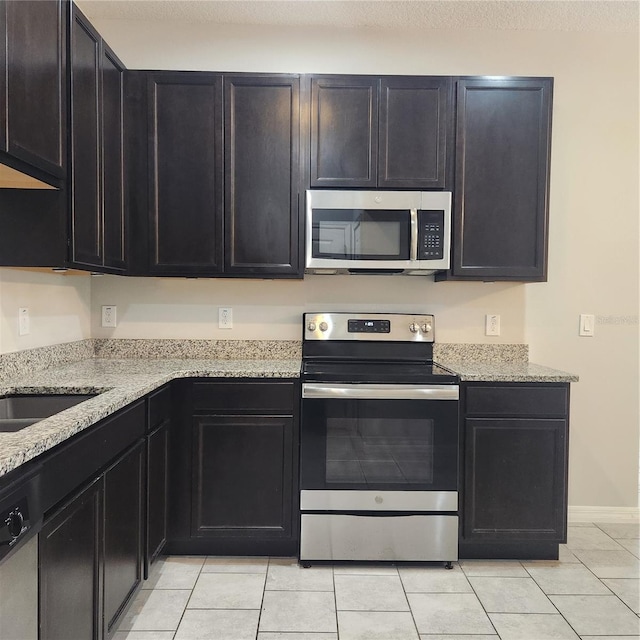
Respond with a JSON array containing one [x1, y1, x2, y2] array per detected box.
[[409, 323, 419, 333], [319, 321, 329, 332], [307, 322, 317, 332], [421, 323, 432, 334]]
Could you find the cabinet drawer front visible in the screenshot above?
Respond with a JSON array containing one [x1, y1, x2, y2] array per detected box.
[[148, 385, 171, 431], [192, 381, 295, 413], [466, 385, 568, 417], [41, 401, 145, 514]]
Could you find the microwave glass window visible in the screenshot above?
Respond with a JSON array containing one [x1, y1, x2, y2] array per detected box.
[[312, 209, 410, 260], [325, 415, 435, 486]]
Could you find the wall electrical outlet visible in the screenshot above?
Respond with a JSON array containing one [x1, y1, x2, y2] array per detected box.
[[485, 314, 501, 336], [18, 308, 30, 336], [219, 307, 233, 329], [101, 305, 117, 328], [579, 313, 595, 337]]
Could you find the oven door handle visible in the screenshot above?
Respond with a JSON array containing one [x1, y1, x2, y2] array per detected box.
[[302, 383, 459, 400]]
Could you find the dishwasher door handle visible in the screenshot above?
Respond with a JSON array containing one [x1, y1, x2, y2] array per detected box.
[[302, 383, 459, 401]]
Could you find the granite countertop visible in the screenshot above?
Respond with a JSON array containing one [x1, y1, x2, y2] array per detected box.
[[0, 344, 578, 480], [439, 360, 579, 383], [0, 357, 301, 479]]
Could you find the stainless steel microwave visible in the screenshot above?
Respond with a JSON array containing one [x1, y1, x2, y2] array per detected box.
[[305, 190, 451, 275]]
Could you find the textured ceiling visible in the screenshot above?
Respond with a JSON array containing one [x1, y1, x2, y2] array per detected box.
[[75, 0, 639, 33]]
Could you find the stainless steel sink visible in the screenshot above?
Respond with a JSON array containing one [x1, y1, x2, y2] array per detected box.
[[0, 394, 96, 432]]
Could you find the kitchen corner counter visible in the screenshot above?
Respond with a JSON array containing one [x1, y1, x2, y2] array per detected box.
[[0, 339, 578, 479], [438, 360, 579, 383], [433, 342, 578, 383], [0, 357, 301, 479]]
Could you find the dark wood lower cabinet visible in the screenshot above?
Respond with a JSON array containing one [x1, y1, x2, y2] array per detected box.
[[167, 379, 299, 556], [192, 415, 294, 540], [40, 478, 102, 640], [460, 383, 569, 559], [146, 415, 170, 574], [39, 405, 146, 640], [103, 441, 144, 637]]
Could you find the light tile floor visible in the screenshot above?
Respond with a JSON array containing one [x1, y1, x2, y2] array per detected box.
[[114, 522, 640, 640]]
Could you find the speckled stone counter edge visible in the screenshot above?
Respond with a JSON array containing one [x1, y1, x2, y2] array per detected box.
[[93, 338, 302, 360], [0, 339, 94, 383], [433, 343, 528, 364], [0, 339, 534, 382]]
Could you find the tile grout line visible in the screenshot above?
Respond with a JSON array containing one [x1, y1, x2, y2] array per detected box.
[[331, 562, 339, 639], [567, 524, 640, 619], [253, 556, 269, 640], [397, 563, 431, 640], [521, 554, 588, 639], [174, 555, 207, 639], [461, 560, 516, 639]]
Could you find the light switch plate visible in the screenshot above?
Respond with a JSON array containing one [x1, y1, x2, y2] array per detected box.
[[18, 308, 30, 336], [579, 313, 595, 337]]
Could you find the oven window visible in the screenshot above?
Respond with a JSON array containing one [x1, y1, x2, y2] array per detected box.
[[326, 417, 434, 485], [312, 209, 410, 260], [300, 397, 458, 492]]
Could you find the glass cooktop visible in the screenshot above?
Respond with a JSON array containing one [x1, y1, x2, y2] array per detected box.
[[301, 360, 458, 385]]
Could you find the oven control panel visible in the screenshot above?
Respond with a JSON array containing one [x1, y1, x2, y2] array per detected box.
[[304, 312, 434, 342], [347, 319, 390, 334]]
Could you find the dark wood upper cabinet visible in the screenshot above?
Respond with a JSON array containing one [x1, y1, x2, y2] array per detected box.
[[147, 73, 223, 275], [69, 4, 126, 272], [450, 77, 552, 281], [379, 77, 451, 189], [224, 75, 301, 276], [0, 3, 7, 156], [0, 0, 67, 186], [310, 75, 451, 189], [69, 7, 101, 267], [311, 76, 378, 188], [143, 73, 300, 277], [102, 43, 126, 270]]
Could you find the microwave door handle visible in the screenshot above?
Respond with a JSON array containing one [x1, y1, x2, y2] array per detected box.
[[410, 209, 418, 261]]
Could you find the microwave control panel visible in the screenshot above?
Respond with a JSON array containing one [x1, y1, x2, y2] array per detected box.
[[418, 210, 445, 260]]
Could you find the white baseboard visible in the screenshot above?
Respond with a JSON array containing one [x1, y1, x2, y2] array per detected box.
[[568, 505, 640, 523]]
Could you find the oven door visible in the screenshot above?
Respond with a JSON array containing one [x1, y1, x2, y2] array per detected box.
[[300, 383, 459, 494]]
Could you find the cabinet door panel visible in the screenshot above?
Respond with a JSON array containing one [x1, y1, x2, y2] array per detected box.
[[70, 8, 102, 266], [192, 415, 293, 538], [464, 417, 567, 541], [148, 74, 223, 274], [146, 420, 169, 573], [0, 3, 6, 154], [5, 0, 66, 177], [379, 77, 450, 188], [453, 78, 552, 280], [224, 76, 300, 275], [102, 43, 126, 270], [103, 441, 144, 636], [40, 479, 101, 640], [310, 76, 378, 187]]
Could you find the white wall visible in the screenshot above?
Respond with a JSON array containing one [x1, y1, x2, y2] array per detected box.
[[0, 269, 91, 354], [91, 275, 525, 342], [1, 16, 637, 511]]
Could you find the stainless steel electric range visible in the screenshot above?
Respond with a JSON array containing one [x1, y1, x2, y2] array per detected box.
[[299, 312, 459, 566]]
